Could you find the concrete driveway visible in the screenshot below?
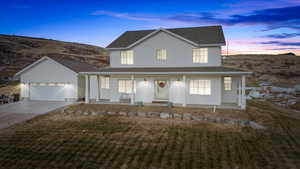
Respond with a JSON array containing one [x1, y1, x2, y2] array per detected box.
[[0, 101, 74, 129]]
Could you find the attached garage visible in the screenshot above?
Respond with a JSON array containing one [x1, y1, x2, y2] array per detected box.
[[15, 56, 99, 102]]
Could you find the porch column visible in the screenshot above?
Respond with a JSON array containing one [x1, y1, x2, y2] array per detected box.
[[85, 74, 90, 104], [96, 75, 100, 101], [183, 75, 187, 107], [238, 79, 241, 106], [131, 74, 135, 105], [241, 75, 246, 109]]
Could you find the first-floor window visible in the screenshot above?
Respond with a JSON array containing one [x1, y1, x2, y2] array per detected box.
[[189, 80, 211, 95], [118, 80, 136, 93], [224, 77, 232, 91], [100, 76, 109, 89]]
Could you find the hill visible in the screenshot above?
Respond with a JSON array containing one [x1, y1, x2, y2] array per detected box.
[[0, 34, 109, 81], [223, 54, 300, 87]]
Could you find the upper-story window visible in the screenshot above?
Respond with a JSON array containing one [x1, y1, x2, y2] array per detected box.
[[121, 50, 133, 64], [193, 48, 208, 63], [156, 49, 167, 61]]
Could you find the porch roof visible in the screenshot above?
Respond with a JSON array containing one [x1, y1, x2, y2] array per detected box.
[[80, 66, 252, 75]]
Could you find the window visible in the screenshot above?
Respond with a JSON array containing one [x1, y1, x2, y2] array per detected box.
[[100, 76, 109, 89], [193, 48, 208, 63], [121, 50, 133, 64], [224, 77, 232, 91], [118, 80, 136, 93], [189, 80, 211, 95], [156, 49, 167, 60]]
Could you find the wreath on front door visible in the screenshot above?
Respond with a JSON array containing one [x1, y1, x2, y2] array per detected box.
[[158, 81, 166, 88]]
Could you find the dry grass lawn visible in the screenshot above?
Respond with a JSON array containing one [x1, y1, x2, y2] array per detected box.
[[0, 100, 300, 169]]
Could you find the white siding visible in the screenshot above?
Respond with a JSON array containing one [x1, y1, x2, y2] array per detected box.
[[20, 58, 79, 100], [135, 78, 155, 103], [78, 75, 85, 99], [89, 75, 98, 99], [186, 75, 222, 105], [222, 76, 239, 104], [110, 31, 221, 68], [169, 79, 185, 104]]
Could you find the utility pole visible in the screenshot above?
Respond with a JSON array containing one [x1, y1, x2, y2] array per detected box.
[[227, 40, 229, 57]]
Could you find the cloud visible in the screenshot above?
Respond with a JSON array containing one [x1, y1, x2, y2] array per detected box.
[[92, 5, 300, 31], [168, 5, 300, 29], [267, 47, 300, 50], [91, 11, 158, 22], [263, 33, 300, 39], [258, 41, 300, 46]]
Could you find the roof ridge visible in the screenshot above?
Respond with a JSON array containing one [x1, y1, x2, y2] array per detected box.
[[125, 25, 222, 32]]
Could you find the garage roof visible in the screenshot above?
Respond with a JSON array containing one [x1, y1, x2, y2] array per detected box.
[[49, 56, 101, 73], [15, 56, 101, 77]]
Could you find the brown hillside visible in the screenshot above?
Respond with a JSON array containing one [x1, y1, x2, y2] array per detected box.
[[0, 34, 109, 79], [223, 54, 300, 87]]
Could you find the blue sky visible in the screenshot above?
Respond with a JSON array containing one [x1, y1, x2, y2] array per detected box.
[[1, 0, 300, 54]]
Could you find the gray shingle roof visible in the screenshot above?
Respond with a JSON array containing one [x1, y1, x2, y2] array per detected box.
[[49, 56, 101, 73], [97, 66, 250, 74], [106, 25, 225, 48]]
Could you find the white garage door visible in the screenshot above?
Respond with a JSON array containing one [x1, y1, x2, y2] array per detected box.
[[30, 86, 65, 101]]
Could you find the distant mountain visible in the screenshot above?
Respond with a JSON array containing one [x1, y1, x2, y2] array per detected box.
[[0, 34, 109, 80], [223, 54, 300, 87], [281, 52, 296, 56]]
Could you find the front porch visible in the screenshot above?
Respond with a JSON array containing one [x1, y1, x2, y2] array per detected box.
[[82, 71, 248, 109]]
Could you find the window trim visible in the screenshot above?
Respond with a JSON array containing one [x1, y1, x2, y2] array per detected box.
[[189, 79, 211, 95], [120, 50, 134, 65], [192, 48, 208, 63]]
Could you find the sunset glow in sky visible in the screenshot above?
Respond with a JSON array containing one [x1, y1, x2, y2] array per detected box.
[[1, 0, 300, 55]]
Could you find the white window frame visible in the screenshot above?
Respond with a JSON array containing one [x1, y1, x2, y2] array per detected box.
[[193, 48, 208, 63], [189, 80, 211, 95], [224, 77, 232, 91], [100, 76, 109, 89], [118, 80, 136, 94], [156, 49, 167, 61], [121, 50, 134, 64]]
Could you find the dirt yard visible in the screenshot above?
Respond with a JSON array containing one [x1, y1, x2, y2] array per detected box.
[[0, 100, 299, 169]]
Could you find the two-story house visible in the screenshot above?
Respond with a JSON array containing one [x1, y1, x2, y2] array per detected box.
[[16, 25, 250, 109]]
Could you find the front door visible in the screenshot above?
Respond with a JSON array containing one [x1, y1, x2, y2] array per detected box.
[[154, 80, 169, 100]]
